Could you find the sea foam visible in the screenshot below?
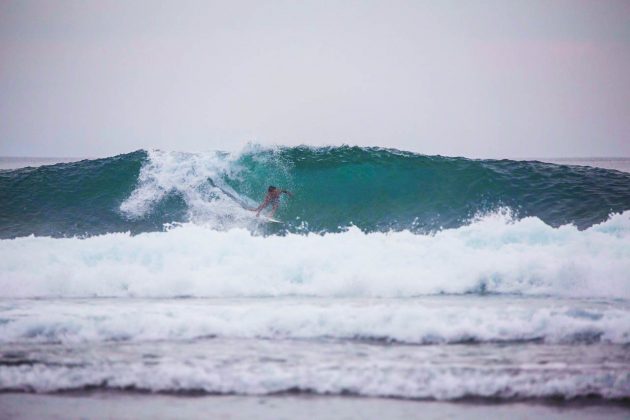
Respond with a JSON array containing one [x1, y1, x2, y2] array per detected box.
[[1, 298, 628, 345], [1, 337, 628, 399], [1, 211, 628, 299]]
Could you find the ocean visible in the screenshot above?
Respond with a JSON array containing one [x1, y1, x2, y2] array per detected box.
[[0, 146, 629, 418]]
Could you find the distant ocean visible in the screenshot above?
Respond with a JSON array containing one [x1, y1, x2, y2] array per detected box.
[[0, 147, 629, 410], [539, 157, 630, 174]]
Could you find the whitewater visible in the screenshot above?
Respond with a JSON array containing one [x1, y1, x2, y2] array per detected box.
[[1, 146, 629, 402], [1, 213, 629, 299]]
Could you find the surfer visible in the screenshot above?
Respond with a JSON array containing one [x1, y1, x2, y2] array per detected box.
[[253, 186, 293, 218]]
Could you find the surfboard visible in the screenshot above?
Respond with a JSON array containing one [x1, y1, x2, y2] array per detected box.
[[206, 178, 282, 224], [207, 179, 253, 209]]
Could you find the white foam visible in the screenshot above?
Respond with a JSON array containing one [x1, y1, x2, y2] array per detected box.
[[120, 149, 256, 229], [1, 211, 629, 299], [1, 338, 628, 399], [1, 299, 628, 345]]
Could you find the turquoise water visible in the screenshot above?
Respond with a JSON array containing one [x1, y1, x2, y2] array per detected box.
[[1, 147, 629, 238]]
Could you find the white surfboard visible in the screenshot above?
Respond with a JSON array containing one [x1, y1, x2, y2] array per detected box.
[[260, 216, 282, 223]]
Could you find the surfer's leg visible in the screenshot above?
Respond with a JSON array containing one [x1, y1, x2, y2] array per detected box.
[[269, 203, 279, 217]]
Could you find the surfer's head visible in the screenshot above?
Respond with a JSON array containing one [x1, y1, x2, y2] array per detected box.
[[268, 186, 277, 192]]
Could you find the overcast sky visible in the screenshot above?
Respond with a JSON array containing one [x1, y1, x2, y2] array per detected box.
[[1, 0, 628, 158]]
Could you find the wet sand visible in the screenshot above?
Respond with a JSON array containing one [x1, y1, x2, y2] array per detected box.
[[0, 393, 628, 420]]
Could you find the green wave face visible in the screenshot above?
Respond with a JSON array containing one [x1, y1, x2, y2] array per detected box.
[[227, 146, 630, 232], [0, 151, 164, 238], [1, 146, 630, 238]]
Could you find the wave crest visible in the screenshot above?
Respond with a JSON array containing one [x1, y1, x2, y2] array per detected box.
[[2, 146, 630, 238]]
